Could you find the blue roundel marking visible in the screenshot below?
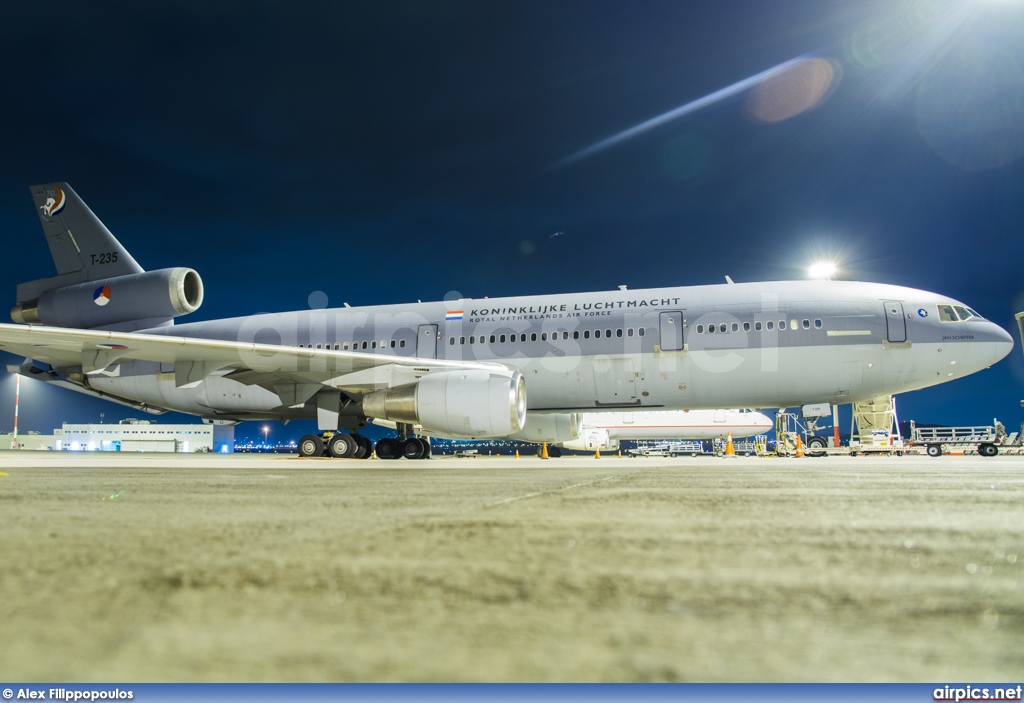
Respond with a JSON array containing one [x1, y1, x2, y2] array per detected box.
[[917, 308, 928, 318]]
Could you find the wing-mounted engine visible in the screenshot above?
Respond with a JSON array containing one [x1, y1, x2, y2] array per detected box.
[[508, 412, 582, 444], [362, 369, 526, 439], [11, 267, 203, 330]]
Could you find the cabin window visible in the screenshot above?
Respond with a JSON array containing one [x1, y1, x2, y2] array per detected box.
[[372, 341, 378, 349], [362, 341, 369, 350], [627, 328, 634, 337], [468, 336, 474, 344], [638, 327, 645, 336], [731, 323, 738, 332], [606, 329, 612, 337], [594, 329, 602, 338], [343, 342, 349, 350], [696, 324, 704, 334], [315, 344, 322, 349], [584, 330, 590, 339], [743, 322, 750, 332], [814, 319, 822, 329], [616, 328, 623, 337], [459, 336, 465, 345], [755, 321, 762, 331], [573, 330, 580, 340], [563, 331, 569, 340], [788, 320, 796, 331], [400, 340, 406, 348], [708, 324, 715, 334], [766, 321, 773, 331], [541, 332, 547, 341], [391, 340, 396, 348], [802, 319, 810, 329], [719, 324, 727, 333], [449, 337, 455, 345], [937, 305, 957, 322], [499, 334, 505, 343], [532, 333, 538, 342], [778, 320, 785, 330]]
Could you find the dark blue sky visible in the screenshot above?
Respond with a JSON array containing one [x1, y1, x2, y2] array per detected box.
[[2, 1, 1024, 441]]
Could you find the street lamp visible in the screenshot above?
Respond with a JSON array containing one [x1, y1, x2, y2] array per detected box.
[[262, 425, 269, 449]]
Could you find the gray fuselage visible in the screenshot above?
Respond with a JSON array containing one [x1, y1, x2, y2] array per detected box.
[[85, 279, 1013, 422]]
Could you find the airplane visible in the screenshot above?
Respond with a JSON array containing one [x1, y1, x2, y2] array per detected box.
[[373, 408, 774, 456], [0, 183, 1013, 460], [557, 409, 772, 455]]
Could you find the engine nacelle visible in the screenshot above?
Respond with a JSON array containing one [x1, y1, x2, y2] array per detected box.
[[562, 428, 618, 452], [11, 267, 203, 329], [508, 412, 581, 444], [362, 369, 527, 439]]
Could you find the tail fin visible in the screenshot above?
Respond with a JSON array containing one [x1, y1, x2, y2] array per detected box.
[[19, 182, 144, 303]]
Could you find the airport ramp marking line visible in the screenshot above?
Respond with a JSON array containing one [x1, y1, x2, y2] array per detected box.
[[354, 469, 647, 538], [481, 470, 646, 510]]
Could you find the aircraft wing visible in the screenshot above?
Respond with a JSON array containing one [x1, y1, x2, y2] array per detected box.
[[0, 323, 509, 393]]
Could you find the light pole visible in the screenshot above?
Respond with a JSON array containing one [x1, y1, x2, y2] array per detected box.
[[12, 374, 20, 450], [262, 425, 269, 449]]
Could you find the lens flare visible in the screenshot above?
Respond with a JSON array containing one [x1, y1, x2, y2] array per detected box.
[[555, 54, 823, 167], [746, 58, 841, 123]]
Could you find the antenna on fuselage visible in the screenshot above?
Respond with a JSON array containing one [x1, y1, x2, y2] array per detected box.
[[725, 276, 735, 284]]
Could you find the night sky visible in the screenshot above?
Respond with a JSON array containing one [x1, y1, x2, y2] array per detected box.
[[2, 1, 1023, 443]]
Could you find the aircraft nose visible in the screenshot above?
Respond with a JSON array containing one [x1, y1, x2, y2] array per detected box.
[[991, 322, 1014, 362]]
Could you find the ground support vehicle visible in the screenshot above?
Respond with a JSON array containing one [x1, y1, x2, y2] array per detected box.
[[910, 421, 1005, 457], [628, 440, 707, 457]]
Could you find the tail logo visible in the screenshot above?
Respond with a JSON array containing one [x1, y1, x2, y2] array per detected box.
[[93, 285, 112, 306], [40, 187, 66, 219]]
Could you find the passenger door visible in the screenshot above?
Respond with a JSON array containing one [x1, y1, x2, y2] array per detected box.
[[659, 311, 684, 351], [417, 324, 438, 359], [884, 301, 906, 343]]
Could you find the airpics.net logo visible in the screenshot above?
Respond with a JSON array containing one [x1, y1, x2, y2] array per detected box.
[[39, 187, 66, 220]]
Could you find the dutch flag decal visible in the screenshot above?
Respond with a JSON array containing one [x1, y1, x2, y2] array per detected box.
[[446, 310, 464, 321]]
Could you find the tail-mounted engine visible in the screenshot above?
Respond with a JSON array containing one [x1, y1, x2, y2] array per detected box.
[[362, 369, 527, 439], [11, 267, 203, 329]]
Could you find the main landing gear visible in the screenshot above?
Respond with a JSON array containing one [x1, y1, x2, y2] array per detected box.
[[297, 432, 431, 460]]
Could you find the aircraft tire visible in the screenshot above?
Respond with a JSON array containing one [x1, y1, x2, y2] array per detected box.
[[806, 436, 828, 457], [375, 438, 402, 460], [402, 437, 427, 460], [548, 446, 562, 458], [328, 433, 357, 458], [352, 434, 373, 459], [298, 434, 325, 458]]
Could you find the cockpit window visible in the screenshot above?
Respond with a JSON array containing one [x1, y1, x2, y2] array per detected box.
[[954, 306, 973, 321], [937, 305, 957, 322]]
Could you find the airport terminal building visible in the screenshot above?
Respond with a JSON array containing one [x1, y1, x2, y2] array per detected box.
[[5, 419, 232, 453]]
